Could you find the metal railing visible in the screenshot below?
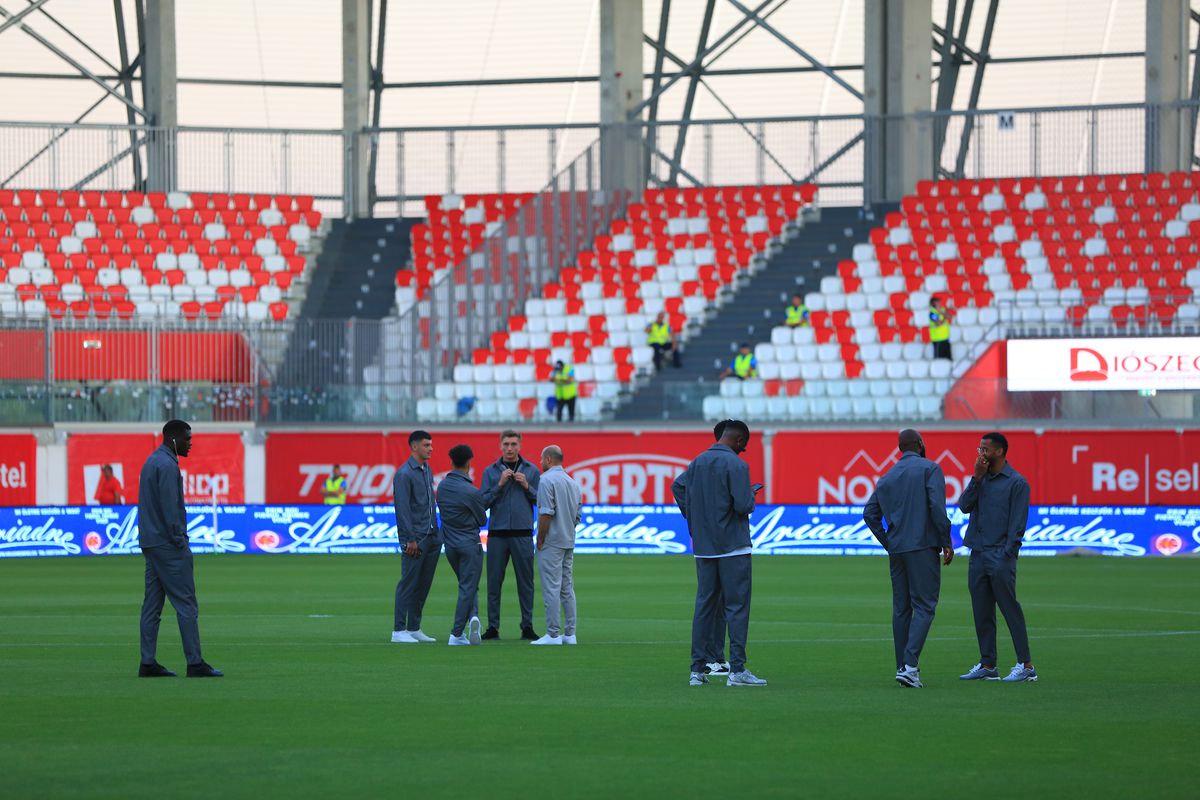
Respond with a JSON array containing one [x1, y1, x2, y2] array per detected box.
[[4, 102, 1198, 217]]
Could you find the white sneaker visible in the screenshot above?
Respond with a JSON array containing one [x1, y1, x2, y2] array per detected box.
[[705, 661, 730, 676], [727, 669, 768, 687], [530, 634, 563, 645], [467, 616, 482, 645], [562, 634, 577, 645], [390, 630, 417, 643], [896, 665, 923, 688], [409, 630, 437, 643], [448, 634, 471, 646], [689, 672, 709, 686]]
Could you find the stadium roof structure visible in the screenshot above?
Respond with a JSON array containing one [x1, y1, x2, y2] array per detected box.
[[0, 0, 1196, 214]]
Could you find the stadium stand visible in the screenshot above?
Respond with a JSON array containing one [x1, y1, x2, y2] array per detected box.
[[703, 172, 1200, 422], [411, 184, 818, 422], [394, 192, 534, 317], [0, 189, 323, 323]]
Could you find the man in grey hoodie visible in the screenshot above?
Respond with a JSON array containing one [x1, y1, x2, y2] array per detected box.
[[480, 430, 541, 640], [137, 419, 221, 679], [672, 420, 766, 687]]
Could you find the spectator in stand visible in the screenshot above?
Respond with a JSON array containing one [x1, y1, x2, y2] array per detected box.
[[719, 344, 758, 381], [550, 360, 577, 422], [94, 464, 124, 505], [784, 294, 810, 328], [646, 312, 682, 371], [929, 296, 952, 361]]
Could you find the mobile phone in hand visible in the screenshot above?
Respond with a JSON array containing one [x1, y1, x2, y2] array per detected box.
[[751, 483, 764, 494]]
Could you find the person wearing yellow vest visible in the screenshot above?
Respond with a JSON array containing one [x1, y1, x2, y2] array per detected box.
[[550, 360, 577, 422], [322, 465, 348, 504], [784, 294, 810, 328], [719, 343, 758, 381], [929, 296, 952, 361], [645, 311, 682, 370]]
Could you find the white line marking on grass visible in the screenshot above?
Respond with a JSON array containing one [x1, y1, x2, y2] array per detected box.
[[1, 630, 1196, 648]]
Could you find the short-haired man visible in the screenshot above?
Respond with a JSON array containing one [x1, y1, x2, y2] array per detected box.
[[863, 429, 954, 688], [437, 444, 486, 646], [673, 419, 766, 687], [696, 420, 732, 678], [531, 445, 582, 646], [391, 430, 441, 644], [95, 464, 124, 505], [322, 465, 347, 505], [480, 429, 542, 641], [958, 432, 1037, 682], [137, 420, 221, 678]]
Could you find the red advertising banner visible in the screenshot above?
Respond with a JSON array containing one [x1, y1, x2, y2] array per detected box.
[[0, 434, 37, 506], [1035, 429, 1200, 506], [265, 429, 765, 505], [67, 432, 245, 505], [770, 429, 1198, 505]]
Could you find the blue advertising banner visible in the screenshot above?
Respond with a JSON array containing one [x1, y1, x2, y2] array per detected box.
[[1, 503, 1198, 559]]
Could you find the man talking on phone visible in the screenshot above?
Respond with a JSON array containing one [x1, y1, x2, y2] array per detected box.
[[673, 419, 766, 687]]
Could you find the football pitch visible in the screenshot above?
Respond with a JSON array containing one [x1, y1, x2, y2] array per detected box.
[[1, 554, 1196, 799]]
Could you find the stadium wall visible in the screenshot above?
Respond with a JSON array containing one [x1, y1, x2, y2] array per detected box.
[[5, 425, 1198, 507]]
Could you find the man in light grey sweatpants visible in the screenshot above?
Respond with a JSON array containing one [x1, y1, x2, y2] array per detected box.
[[863, 429, 954, 688], [531, 445, 582, 646]]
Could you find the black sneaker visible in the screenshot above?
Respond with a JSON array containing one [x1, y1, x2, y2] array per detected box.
[[480, 627, 500, 640], [186, 661, 224, 678], [138, 662, 176, 677], [521, 627, 539, 641]]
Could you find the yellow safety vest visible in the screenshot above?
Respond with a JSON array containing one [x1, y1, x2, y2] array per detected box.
[[929, 308, 950, 342], [647, 322, 671, 346], [734, 353, 756, 378], [323, 476, 346, 505], [785, 303, 808, 326], [554, 365, 578, 400]]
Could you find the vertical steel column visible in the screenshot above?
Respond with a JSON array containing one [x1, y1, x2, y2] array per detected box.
[[669, 0, 715, 186], [396, 131, 405, 215], [447, 130, 456, 194], [143, 0, 177, 191], [342, 0, 371, 217], [497, 129, 506, 193]]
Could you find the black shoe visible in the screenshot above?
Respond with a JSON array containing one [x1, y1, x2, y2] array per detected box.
[[186, 661, 224, 678], [521, 627, 539, 640], [138, 662, 176, 678], [480, 627, 500, 640]]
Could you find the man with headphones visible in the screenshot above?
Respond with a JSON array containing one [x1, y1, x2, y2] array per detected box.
[[136, 419, 222, 678]]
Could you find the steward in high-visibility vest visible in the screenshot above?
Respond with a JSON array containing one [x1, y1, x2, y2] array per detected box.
[[323, 468, 347, 504], [645, 311, 682, 370], [551, 360, 577, 422], [647, 320, 671, 346], [929, 297, 951, 361], [785, 294, 810, 327], [720, 343, 758, 380]]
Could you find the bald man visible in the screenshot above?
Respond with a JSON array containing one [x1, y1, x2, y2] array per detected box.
[[863, 429, 953, 688], [531, 445, 582, 646]]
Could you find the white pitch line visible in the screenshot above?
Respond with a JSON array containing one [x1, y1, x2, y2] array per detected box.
[[1, 630, 1196, 649]]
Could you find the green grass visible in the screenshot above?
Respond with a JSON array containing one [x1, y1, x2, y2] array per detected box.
[[1, 554, 1196, 799]]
